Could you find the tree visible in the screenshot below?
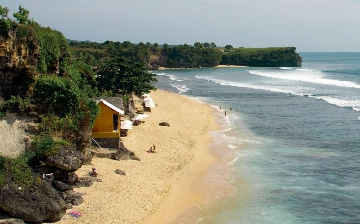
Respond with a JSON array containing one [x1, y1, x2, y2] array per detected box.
[[13, 5, 30, 24], [0, 6, 10, 19], [97, 56, 157, 96], [225, 45, 233, 51], [162, 43, 171, 55], [194, 42, 203, 48], [203, 42, 210, 48]]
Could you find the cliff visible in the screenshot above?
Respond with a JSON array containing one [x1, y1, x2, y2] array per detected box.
[[221, 47, 302, 67], [0, 28, 39, 100]]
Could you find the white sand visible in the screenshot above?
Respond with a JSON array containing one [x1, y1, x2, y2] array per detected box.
[[57, 89, 217, 224]]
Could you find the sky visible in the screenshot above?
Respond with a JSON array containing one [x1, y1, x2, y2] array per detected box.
[[2, 0, 360, 52]]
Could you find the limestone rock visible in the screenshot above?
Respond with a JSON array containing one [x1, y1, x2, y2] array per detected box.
[[159, 122, 170, 127], [60, 190, 84, 206], [74, 177, 94, 188], [52, 181, 73, 192], [0, 218, 25, 224], [43, 146, 85, 171], [115, 169, 126, 175], [0, 175, 67, 223]]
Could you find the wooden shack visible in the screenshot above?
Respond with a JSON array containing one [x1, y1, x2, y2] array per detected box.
[[91, 98, 124, 148]]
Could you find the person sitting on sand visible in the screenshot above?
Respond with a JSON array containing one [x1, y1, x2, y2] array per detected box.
[[147, 147, 157, 153], [92, 167, 98, 177]]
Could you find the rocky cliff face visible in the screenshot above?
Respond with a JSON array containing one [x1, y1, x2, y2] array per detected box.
[[0, 29, 40, 100]]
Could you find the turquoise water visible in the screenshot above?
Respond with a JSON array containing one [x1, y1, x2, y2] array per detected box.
[[153, 52, 360, 224]]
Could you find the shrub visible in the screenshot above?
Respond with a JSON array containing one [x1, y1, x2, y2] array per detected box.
[[0, 155, 33, 188], [33, 75, 81, 116]]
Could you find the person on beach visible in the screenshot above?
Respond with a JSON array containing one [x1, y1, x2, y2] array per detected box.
[[230, 107, 232, 111], [219, 106, 221, 110], [147, 146, 157, 153], [225, 111, 227, 116], [92, 167, 98, 177]]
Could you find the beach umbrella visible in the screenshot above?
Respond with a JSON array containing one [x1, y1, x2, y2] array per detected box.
[[133, 114, 149, 120], [121, 120, 133, 129], [145, 101, 156, 108]]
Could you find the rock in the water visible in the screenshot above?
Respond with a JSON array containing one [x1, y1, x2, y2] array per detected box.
[[43, 145, 85, 171], [159, 122, 170, 127], [0, 175, 67, 223], [52, 181, 73, 192], [115, 169, 126, 175]]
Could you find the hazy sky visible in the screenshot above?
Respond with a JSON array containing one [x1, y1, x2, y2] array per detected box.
[[2, 0, 360, 52]]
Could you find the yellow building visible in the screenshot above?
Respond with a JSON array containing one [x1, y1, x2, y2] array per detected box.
[[91, 98, 124, 148]]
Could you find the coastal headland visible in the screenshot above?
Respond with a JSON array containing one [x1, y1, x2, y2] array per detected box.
[[57, 89, 218, 223]]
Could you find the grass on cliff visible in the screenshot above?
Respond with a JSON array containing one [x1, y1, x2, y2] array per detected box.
[[0, 153, 34, 188]]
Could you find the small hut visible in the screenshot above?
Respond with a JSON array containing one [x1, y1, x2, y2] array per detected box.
[[91, 98, 124, 148]]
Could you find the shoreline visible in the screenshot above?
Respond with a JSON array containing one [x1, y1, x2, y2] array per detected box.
[[157, 65, 247, 70], [57, 89, 221, 223]]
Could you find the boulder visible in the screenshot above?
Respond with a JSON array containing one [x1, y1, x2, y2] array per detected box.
[[62, 172, 78, 185], [60, 191, 84, 206], [43, 145, 85, 171], [74, 177, 94, 188], [0, 175, 67, 223], [0, 218, 25, 224], [110, 149, 140, 161], [159, 122, 170, 127], [52, 181, 73, 192], [115, 169, 126, 175]]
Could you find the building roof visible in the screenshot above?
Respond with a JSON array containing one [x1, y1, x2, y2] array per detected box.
[[92, 98, 124, 115], [92, 97, 125, 110]]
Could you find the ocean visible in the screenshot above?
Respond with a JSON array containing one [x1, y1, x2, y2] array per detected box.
[[152, 52, 360, 224]]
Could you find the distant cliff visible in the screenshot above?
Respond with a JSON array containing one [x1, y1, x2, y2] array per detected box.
[[69, 41, 302, 69], [221, 47, 302, 67]]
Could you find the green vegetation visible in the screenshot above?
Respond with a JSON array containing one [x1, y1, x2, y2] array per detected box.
[[0, 96, 32, 117], [97, 56, 157, 96], [221, 47, 302, 67], [0, 4, 302, 189], [0, 154, 34, 188], [68, 40, 302, 68], [34, 137, 69, 157]]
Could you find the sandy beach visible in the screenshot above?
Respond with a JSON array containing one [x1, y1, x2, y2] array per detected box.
[[57, 89, 218, 224]]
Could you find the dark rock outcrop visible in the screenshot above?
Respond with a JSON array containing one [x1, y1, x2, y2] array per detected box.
[[74, 177, 94, 188], [0, 175, 67, 223], [52, 180, 74, 192], [60, 190, 84, 206], [159, 122, 170, 127], [115, 169, 126, 175], [110, 148, 140, 161], [43, 145, 85, 171], [0, 30, 40, 100]]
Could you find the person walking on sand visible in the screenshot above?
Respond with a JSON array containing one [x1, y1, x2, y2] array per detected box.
[[225, 111, 227, 116]]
